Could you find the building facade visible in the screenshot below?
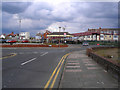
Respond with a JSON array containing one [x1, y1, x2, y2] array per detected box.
[[73, 27, 119, 41], [19, 32, 30, 40], [0, 34, 6, 39], [47, 32, 74, 43]]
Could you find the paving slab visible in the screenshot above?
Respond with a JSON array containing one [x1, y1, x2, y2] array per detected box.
[[59, 50, 119, 89]]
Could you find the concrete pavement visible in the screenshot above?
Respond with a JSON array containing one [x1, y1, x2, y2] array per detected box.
[[59, 50, 119, 88]]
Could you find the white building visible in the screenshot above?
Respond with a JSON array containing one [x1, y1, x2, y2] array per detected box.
[[0, 34, 6, 39], [73, 28, 119, 41], [19, 32, 30, 40]]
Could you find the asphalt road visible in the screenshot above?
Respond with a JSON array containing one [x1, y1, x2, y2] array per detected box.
[[2, 45, 87, 88]]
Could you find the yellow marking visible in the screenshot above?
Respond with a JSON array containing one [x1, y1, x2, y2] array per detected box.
[[0, 53, 17, 59], [50, 53, 70, 89], [44, 53, 70, 89], [44, 55, 65, 89]]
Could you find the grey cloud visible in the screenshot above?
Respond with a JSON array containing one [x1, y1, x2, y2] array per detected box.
[[76, 2, 118, 19], [2, 2, 118, 36], [2, 2, 32, 14]]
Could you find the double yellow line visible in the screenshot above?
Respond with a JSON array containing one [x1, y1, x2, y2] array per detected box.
[[44, 53, 70, 89], [0, 53, 17, 59]]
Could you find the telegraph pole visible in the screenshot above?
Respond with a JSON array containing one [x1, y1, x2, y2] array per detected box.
[[59, 27, 61, 45], [19, 18, 22, 39], [19, 18, 22, 33]]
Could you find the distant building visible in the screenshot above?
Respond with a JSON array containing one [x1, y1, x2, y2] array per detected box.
[[47, 32, 73, 43], [19, 32, 30, 40], [42, 30, 51, 43], [73, 27, 119, 41], [6, 32, 18, 39], [35, 33, 42, 40], [0, 34, 6, 39]]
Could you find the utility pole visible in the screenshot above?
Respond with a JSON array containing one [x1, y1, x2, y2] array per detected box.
[[63, 27, 66, 43], [59, 27, 61, 46], [19, 18, 22, 39], [63, 27, 65, 32]]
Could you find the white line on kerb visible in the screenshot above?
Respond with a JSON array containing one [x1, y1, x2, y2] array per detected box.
[[21, 58, 36, 65], [40, 52, 48, 56]]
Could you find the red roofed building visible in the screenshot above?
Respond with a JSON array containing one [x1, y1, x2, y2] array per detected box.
[[72, 27, 119, 41], [6, 32, 19, 39]]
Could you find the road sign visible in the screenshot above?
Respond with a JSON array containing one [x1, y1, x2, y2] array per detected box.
[[64, 33, 66, 37]]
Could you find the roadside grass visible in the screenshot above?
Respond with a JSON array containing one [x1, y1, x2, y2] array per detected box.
[[93, 48, 120, 64], [88, 41, 118, 46]]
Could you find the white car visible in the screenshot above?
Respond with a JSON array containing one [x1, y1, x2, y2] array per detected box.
[[82, 42, 89, 46]]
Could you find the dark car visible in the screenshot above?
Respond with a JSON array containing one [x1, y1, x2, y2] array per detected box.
[[0, 39, 6, 43], [22, 40, 29, 43], [82, 42, 89, 46]]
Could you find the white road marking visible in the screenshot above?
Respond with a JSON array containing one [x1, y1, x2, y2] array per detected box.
[[87, 67, 101, 70], [85, 64, 96, 66], [40, 52, 48, 56], [101, 82, 104, 84], [67, 60, 79, 63], [65, 69, 82, 72], [97, 82, 100, 84], [33, 52, 38, 54], [66, 66, 80, 68], [21, 58, 36, 65], [103, 70, 107, 72], [67, 63, 80, 65]]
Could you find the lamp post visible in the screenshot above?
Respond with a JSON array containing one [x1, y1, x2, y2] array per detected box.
[[19, 18, 22, 39], [63, 27, 66, 43], [59, 27, 61, 45]]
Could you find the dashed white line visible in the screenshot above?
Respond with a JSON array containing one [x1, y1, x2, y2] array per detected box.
[[67, 63, 80, 65], [65, 69, 82, 72], [40, 52, 48, 56], [103, 70, 107, 72], [66, 66, 80, 68], [21, 58, 36, 65], [33, 52, 38, 54], [101, 82, 104, 84]]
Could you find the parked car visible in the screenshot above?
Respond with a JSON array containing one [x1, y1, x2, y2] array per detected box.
[[82, 42, 89, 46], [0, 39, 7, 43], [22, 40, 29, 43], [6, 39, 17, 43]]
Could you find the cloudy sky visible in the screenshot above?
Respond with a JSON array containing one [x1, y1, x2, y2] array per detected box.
[[2, 1, 118, 36]]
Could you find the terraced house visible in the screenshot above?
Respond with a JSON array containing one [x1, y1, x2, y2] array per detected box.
[[74, 27, 119, 41]]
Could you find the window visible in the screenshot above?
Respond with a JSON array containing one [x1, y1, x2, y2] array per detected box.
[[104, 31, 107, 33], [109, 31, 112, 34], [114, 30, 118, 34], [100, 35, 104, 38], [114, 35, 118, 38], [87, 35, 90, 38], [101, 31, 104, 33], [105, 35, 107, 38], [107, 31, 109, 34]]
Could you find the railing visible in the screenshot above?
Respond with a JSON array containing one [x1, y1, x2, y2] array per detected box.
[[86, 47, 120, 79]]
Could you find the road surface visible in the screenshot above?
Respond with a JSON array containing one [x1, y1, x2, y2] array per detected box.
[[1, 45, 119, 89]]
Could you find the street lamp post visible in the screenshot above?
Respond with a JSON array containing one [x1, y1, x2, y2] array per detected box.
[[63, 27, 66, 43], [19, 18, 22, 39], [59, 27, 61, 46]]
